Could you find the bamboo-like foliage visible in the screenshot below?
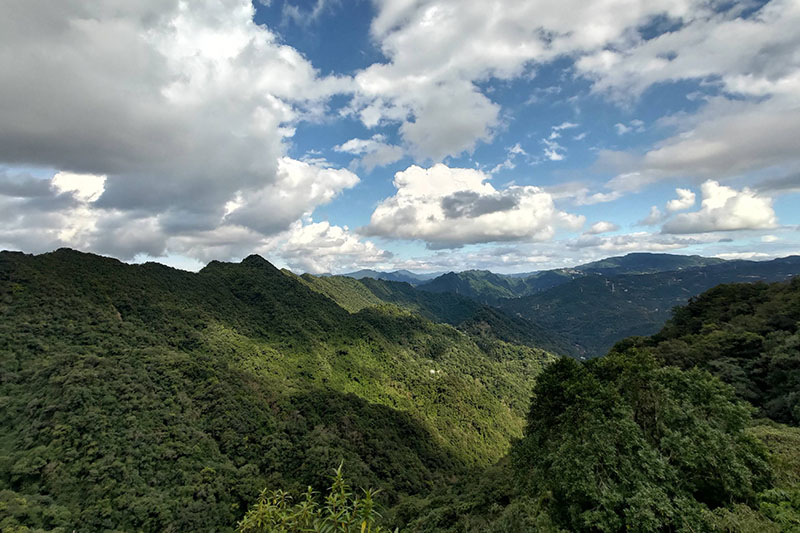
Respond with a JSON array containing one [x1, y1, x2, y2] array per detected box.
[[237, 464, 397, 533]]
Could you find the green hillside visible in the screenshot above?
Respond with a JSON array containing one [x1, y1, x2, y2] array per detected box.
[[291, 272, 572, 356], [400, 278, 800, 533], [0, 249, 553, 531], [613, 277, 800, 425]]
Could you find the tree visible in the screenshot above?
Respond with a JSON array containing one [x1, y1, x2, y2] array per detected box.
[[513, 351, 772, 532]]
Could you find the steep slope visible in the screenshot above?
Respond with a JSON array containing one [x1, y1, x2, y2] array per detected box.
[[418, 270, 532, 304], [500, 256, 800, 358], [0, 249, 553, 531], [291, 273, 572, 356], [403, 282, 800, 532]]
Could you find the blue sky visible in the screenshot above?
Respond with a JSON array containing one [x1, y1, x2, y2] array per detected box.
[[0, 0, 798, 272]]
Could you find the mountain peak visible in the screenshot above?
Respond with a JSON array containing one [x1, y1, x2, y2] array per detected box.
[[240, 254, 275, 268]]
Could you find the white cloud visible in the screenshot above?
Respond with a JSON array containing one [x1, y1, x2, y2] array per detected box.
[[224, 157, 359, 234], [583, 1, 800, 192], [541, 122, 579, 161], [666, 188, 696, 212], [614, 119, 644, 135], [0, 0, 352, 258], [639, 206, 665, 226], [577, 0, 800, 101], [762, 235, 780, 243], [714, 252, 770, 261], [662, 180, 778, 234], [542, 138, 565, 161], [585, 221, 620, 235], [365, 164, 584, 248], [334, 134, 404, 170], [0, 159, 364, 270], [569, 231, 706, 253], [279, 220, 393, 273]]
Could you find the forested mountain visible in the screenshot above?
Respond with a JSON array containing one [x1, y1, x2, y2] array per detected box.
[[0, 249, 552, 531], [289, 272, 572, 356], [613, 277, 800, 425], [417, 252, 732, 305], [3, 249, 800, 532], [417, 269, 580, 304], [499, 255, 800, 358], [574, 252, 726, 275], [401, 278, 800, 532]]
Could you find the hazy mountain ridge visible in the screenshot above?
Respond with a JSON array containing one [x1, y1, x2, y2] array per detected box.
[[500, 255, 800, 358], [335, 269, 442, 286]]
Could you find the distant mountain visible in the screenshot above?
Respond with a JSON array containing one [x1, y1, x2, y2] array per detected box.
[[338, 268, 442, 285], [575, 252, 726, 275], [499, 256, 800, 358], [418, 253, 728, 304]]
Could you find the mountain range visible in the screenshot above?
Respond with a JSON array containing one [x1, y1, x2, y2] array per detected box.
[[3, 248, 800, 531], [336, 252, 800, 358]]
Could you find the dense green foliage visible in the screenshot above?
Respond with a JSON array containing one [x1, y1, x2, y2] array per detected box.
[[399, 351, 800, 532], [399, 276, 800, 532], [500, 256, 800, 357], [0, 249, 553, 531], [513, 351, 771, 531], [614, 277, 800, 425]]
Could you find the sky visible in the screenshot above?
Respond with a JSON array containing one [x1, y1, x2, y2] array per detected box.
[[1, 0, 799, 274]]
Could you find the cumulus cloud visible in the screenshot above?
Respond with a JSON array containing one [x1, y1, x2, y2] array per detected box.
[[585, 1, 800, 193], [569, 232, 704, 253], [577, 0, 800, 101], [279, 220, 393, 273], [585, 221, 620, 235], [224, 157, 359, 234], [614, 119, 644, 135], [0, 0, 391, 272], [639, 206, 665, 226], [662, 180, 778, 234], [666, 188, 696, 212], [334, 135, 404, 170], [0, 158, 364, 269], [0, 0, 354, 242], [365, 164, 584, 248]]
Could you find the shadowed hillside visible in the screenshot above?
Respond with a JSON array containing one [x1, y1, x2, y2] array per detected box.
[[0, 249, 553, 531]]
